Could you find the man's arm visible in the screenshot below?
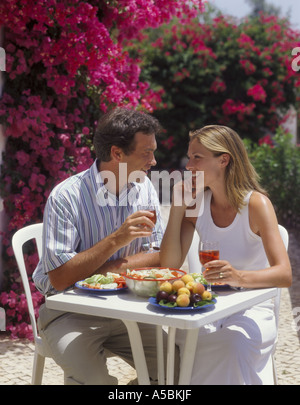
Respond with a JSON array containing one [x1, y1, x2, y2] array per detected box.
[[97, 251, 161, 274], [48, 210, 156, 291]]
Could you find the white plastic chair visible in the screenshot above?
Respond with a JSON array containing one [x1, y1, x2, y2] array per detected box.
[[187, 231, 200, 274], [186, 224, 289, 385], [12, 223, 58, 385], [272, 225, 289, 384]]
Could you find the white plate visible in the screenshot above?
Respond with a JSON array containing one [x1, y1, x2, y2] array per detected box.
[[75, 282, 127, 293]]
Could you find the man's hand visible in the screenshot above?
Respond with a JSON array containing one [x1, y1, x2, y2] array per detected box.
[[114, 210, 155, 247]]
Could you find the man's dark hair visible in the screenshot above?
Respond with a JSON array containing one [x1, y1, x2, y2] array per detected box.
[[93, 108, 162, 162]]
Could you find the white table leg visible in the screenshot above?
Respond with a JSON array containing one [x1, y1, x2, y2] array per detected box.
[[122, 320, 150, 385], [178, 328, 199, 385], [166, 327, 176, 385], [156, 325, 165, 385], [0, 308, 5, 331]]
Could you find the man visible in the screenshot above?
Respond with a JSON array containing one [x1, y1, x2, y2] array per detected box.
[[33, 108, 173, 385]]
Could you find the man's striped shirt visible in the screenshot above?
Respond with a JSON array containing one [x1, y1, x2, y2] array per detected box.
[[33, 160, 164, 295]]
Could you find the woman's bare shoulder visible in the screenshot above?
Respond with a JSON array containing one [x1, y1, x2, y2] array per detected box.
[[249, 191, 277, 232]]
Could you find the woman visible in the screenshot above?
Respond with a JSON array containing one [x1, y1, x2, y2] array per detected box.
[[160, 125, 292, 385]]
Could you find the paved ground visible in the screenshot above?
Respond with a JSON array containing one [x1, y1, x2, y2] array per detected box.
[[1, 206, 299, 385]]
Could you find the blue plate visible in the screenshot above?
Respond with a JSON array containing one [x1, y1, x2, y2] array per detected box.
[[75, 282, 127, 293], [207, 284, 230, 290], [148, 296, 216, 311]]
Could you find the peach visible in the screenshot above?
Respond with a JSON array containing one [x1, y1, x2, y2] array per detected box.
[[181, 274, 194, 284], [172, 280, 185, 292], [176, 293, 190, 307], [192, 282, 205, 295], [177, 287, 191, 297], [202, 290, 212, 301], [159, 281, 173, 294], [185, 281, 196, 292]]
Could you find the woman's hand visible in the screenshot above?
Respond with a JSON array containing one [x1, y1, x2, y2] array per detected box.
[[172, 173, 204, 216], [203, 260, 242, 287]]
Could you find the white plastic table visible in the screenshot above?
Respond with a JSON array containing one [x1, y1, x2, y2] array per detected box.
[[46, 287, 277, 385]]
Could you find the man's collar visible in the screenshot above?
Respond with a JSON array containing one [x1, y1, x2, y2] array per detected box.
[[91, 160, 142, 206]]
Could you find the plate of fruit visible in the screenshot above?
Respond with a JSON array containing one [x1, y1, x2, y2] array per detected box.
[[148, 274, 217, 311]]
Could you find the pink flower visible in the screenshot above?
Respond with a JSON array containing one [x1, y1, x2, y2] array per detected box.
[[239, 59, 256, 75], [161, 136, 175, 150], [59, 134, 72, 148], [259, 134, 273, 146], [210, 78, 226, 93], [173, 68, 190, 82], [16, 151, 30, 166], [222, 99, 255, 122], [247, 84, 267, 102], [263, 67, 273, 77]]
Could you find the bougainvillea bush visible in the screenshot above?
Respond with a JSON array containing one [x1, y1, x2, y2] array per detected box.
[[126, 12, 300, 168], [0, 0, 205, 339]]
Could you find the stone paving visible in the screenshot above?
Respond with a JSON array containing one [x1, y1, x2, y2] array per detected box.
[[0, 206, 299, 385]]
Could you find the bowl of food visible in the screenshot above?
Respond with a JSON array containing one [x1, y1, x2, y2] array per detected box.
[[122, 267, 186, 297]]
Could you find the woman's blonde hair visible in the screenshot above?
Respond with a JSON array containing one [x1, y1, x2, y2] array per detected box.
[[189, 125, 267, 211]]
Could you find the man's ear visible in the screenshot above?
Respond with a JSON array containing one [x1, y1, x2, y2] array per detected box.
[[110, 145, 123, 162]]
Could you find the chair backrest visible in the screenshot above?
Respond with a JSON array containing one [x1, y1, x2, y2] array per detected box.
[[278, 224, 289, 250], [274, 225, 289, 328], [187, 231, 200, 273], [12, 223, 43, 341]]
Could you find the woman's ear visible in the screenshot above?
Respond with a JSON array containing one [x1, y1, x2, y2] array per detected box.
[[220, 153, 230, 168]]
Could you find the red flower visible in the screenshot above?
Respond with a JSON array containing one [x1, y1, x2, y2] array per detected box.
[[259, 134, 273, 146], [210, 78, 226, 93], [247, 84, 267, 103], [162, 136, 175, 150], [239, 59, 256, 75]]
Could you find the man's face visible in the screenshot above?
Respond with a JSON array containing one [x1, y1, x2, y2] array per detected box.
[[121, 132, 157, 182]]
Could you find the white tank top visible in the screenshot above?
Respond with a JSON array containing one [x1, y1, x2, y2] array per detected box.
[[196, 189, 269, 271]]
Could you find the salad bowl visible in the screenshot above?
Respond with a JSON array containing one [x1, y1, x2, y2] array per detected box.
[[122, 267, 186, 297]]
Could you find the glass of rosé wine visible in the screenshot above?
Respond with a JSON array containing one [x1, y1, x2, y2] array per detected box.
[[199, 241, 219, 292], [146, 208, 157, 226], [140, 205, 157, 252]]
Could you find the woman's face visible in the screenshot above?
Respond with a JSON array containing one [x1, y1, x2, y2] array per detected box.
[[186, 139, 224, 188]]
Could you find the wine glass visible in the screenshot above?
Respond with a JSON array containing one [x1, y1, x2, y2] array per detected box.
[[147, 206, 157, 251], [199, 240, 219, 292], [141, 205, 157, 252], [147, 206, 157, 226]]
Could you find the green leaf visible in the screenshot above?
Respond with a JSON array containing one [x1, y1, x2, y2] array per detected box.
[[159, 300, 177, 307]]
